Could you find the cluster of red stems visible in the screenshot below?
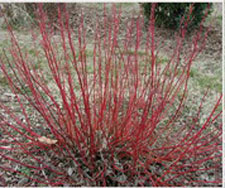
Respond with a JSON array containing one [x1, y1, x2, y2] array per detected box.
[[0, 3, 222, 186]]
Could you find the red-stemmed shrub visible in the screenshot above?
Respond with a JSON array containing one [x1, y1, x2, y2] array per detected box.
[[0, 3, 222, 186]]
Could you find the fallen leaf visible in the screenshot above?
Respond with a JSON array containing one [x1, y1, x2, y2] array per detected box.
[[38, 136, 58, 145]]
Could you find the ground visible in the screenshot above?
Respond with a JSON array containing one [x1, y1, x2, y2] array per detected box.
[[0, 3, 222, 186]]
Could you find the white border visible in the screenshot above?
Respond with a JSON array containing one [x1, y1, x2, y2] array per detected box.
[[0, 0, 223, 3], [0, 0, 223, 187], [222, 0, 224, 187]]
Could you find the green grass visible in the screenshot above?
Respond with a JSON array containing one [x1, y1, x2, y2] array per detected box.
[[216, 15, 222, 26], [190, 68, 199, 78], [196, 76, 222, 92], [1, 33, 221, 95], [0, 39, 11, 48], [18, 166, 31, 176], [0, 76, 10, 87], [217, 15, 222, 22], [190, 67, 221, 92]]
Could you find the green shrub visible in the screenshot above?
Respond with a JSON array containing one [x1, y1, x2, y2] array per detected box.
[[141, 3, 213, 29]]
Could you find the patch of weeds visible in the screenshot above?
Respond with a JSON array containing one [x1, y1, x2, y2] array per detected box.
[[9, 129, 20, 136], [0, 76, 10, 88], [0, 40, 11, 49], [139, 56, 168, 73], [36, 183, 47, 187], [87, 65, 94, 73], [18, 166, 31, 176], [157, 57, 169, 64], [18, 86, 33, 96], [116, 49, 147, 56], [28, 49, 36, 56], [190, 67, 199, 78], [85, 49, 94, 58], [215, 104, 222, 113], [190, 67, 221, 92], [196, 76, 222, 92], [216, 15, 222, 25], [118, 3, 136, 7], [39, 90, 50, 101], [205, 13, 222, 27]]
